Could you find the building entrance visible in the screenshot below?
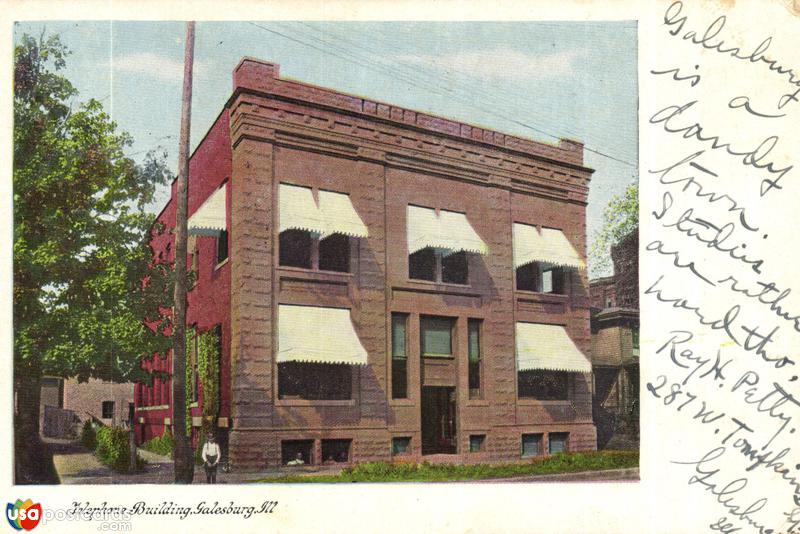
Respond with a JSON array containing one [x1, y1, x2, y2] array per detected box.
[[421, 386, 456, 454]]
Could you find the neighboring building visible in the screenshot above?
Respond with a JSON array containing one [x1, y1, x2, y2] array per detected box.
[[136, 58, 597, 468], [40, 377, 134, 437], [589, 229, 639, 449], [589, 275, 616, 309]]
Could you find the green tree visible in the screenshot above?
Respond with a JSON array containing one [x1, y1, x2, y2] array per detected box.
[[13, 32, 173, 483], [589, 181, 638, 278]]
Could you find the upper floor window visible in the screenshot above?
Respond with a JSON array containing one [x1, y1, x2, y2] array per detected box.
[[512, 223, 584, 295], [408, 248, 468, 284], [216, 230, 229, 265], [278, 184, 367, 274], [406, 206, 487, 285]]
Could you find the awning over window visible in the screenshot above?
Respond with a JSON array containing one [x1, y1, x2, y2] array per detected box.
[[188, 186, 226, 236], [279, 183, 368, 238], [512, 223, 584, 269], [515, 322, 592, 373], [277, 304, 369, 365], [407, 205, 488, 256]]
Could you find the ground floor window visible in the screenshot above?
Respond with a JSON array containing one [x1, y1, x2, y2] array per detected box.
[[392, 437, 411, 455], [278, 362, 352, 400], [469, 434, 486, 452], [518, 370, 569, 400], [322, 439, 351, 464], [101, 400, 115, 419], [549, 432, 569, 454], [521, 433, 543, 457], [282, 439, 313, 466]]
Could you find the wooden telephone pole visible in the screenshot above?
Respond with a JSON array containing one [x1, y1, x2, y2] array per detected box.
[[172, 20, 196, 484]]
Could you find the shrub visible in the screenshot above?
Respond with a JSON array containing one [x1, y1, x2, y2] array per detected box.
[[80, 420, 97, 450], [141, 428, 173, 458], [95, 426, 135, 472]]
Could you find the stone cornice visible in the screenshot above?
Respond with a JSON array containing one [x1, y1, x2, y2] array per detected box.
[[229, 91, 590, 205]]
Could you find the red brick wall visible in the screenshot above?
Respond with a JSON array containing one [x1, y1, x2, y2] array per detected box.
[[136, 111, 233, 444]]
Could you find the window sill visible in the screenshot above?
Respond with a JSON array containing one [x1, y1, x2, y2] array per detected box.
[[278, 266, 353, 282], [389, 399, 415, 406], [214, 257, 229, 271], [517, 399, 571, 406], [137, 404, 170, 412], [466, 400, 490, 407], [276, 399, 356, 407], [514, 290, 569, 300]]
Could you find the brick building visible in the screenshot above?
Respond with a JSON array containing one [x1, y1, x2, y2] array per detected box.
[[589, 229, 639, 448], [135, 58, 597, 468], [40, 378, 134, 438]]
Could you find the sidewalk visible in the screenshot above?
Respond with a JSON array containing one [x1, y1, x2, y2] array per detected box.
[[49, 438, 636, 484]]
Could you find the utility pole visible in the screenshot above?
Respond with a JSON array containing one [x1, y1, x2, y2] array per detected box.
[[172, 20, 195, 484]]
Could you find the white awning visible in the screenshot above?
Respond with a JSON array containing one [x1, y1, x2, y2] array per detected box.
[[512, 223, 584, 269], [279, 184, 368, 238], [318, 190, 369, 238], [188, 186, 226, 236], [279, 184, 326, 234], [407, 205, 488, 256], [277, 304, 368, 365], [515, 322, 592, 373]]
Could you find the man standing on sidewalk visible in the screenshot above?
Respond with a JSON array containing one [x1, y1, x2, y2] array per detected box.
[[201, 432, 221, 484]]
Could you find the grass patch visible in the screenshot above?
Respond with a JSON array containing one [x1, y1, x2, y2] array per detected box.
[[251, 450, 638, 483]]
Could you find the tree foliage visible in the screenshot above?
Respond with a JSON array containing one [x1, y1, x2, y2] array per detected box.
[[589, 181, 639, 278], [13, 32, 174, 385]]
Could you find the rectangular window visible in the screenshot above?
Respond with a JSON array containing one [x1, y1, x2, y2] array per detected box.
[[101, 401, 115, 419], [278, 362, 352, 400], [441, 251, 468, 284], [216, 230, 229, 264], [319, 233, 350, 272], [468, 319, 482, 399], [321, 439, 351, 464], [392, 437, 411, 455], [515, 262, 566, 294], [632, 327, 640, 356], [469, 434, 486, 452], [409, 247, 469, 284], [522, 433, 543, 457], [518, 370, 569, 400], [420, 316, 453, 357], [281, 439, 313, 466], [409, 247, 436, 281], [515, 262, 538, 291], [549, 432, 568, 454], [391, 314, 408, 399], [541, 268, 553, 293], [279, 229, 313, 268]]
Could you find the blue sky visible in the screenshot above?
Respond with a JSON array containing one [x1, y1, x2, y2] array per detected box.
[[14, 20, 638, 276]]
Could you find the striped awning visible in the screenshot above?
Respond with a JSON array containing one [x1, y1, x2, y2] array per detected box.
[[513, 223, 584, 269], [279, 183, 368, 238], [407, 205, 488, 256], [188, 186, 226, 236], [277, 304, 368, 365], [515, 322, 592, 373]]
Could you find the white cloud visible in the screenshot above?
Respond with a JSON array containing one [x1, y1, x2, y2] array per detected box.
[[395, 48, 583, 81], [113, 52, 207, 82]]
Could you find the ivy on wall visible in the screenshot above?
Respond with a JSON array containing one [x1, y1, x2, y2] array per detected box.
[[184, 326, 220, 437]]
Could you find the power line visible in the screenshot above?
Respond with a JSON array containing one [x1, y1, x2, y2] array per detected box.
[[247, 21, 637, 169]]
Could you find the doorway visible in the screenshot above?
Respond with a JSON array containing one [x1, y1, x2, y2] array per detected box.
[[421, 386, 456, 454]]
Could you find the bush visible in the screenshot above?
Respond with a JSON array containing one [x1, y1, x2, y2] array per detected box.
[[141, 428, 173, 458], [80, 420, 97, 450], [95, 426, 135, 472]]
